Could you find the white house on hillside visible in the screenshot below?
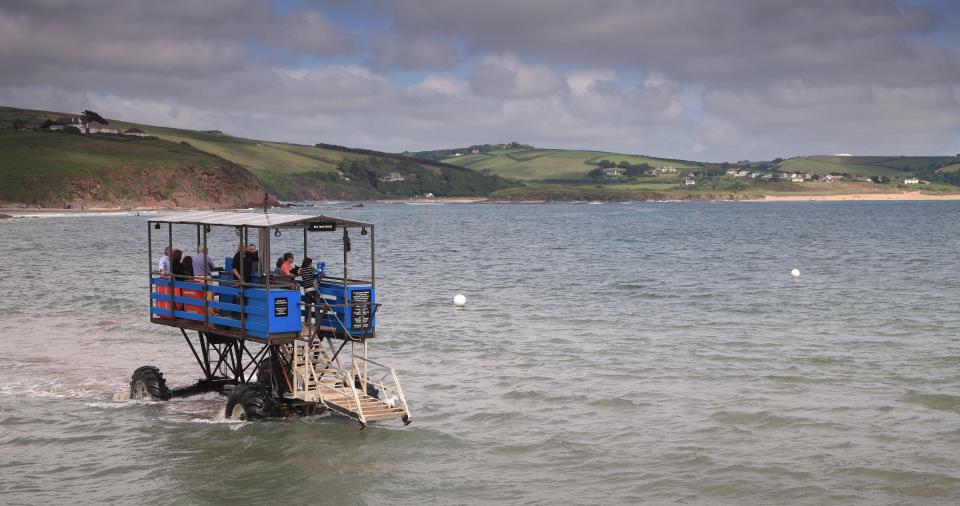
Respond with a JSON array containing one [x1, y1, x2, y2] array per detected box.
[[85, 121, 119, 134], [380, 172, 406, 182]]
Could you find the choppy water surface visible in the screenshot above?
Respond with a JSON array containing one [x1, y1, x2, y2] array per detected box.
[[1, 202, 960, 504]]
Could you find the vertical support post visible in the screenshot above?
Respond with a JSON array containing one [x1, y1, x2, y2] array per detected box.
[[147, 221, 153, 317], [303, 225, 310, 335], [369, 225, 376, 340], [370, 225, 376, 290], [263, 227, 271, 288], [167, 222, 173, 318], [200, 332, 211, 379], [240, 226, 247, 339], [202, 224, 208, 328], [262, 227, 270, 336]]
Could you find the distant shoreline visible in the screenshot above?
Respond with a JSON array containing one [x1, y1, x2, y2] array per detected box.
[[4, 191, 960, 214]]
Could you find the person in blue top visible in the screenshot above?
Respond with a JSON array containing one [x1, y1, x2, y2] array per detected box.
[[192, 246, 215, 278]]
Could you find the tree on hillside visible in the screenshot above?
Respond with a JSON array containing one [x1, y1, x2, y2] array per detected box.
[[82, 110, 108, 125], [598, 160, 614, 168], [618, 161, 631, 169], [623, 163, 653, 178]]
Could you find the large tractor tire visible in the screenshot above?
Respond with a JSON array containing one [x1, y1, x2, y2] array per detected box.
[[130, 366, 172, 401], [225, 384, 275, 421], [256, 356, 289, 394]]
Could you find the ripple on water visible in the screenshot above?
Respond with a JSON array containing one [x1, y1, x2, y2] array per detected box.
[[901, 392, 960, 411]]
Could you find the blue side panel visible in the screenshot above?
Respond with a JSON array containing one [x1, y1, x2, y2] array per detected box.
[[150, 277, 300, 337], [316, 282, 375, 334]]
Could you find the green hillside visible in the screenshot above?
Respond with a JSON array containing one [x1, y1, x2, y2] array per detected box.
[[774, 155, 954, 178], [0, 106, 515, 205], [0, 127, 270, 208], [415, 144, 701, 180]]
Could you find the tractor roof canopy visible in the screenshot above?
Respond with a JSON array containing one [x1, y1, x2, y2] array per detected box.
[[152, 211, 372, 229]]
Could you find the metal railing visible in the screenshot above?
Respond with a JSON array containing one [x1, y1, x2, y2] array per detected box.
[[350, 356, 411, 418]]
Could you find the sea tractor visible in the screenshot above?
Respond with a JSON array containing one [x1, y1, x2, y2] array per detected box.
[[130, 211, 411, 427]]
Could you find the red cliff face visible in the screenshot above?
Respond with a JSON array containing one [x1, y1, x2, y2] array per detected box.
[[10, 164, 279, 209]]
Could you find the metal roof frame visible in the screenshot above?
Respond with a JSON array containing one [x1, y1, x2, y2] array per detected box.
[[151, 211, 372, 228]]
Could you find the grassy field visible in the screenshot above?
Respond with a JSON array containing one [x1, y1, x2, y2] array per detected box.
[[441, 147, 700, 180], [775, 155, 951, 178], [0, 106, 514, 202], [108, 122, 343, 177], [0, 129, 222, 176]]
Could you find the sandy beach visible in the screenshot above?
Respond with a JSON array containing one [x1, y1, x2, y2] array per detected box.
[[760, 191, 960, 202], [0, 206, 161, 214]]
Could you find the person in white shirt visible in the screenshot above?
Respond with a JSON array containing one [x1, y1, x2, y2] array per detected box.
[[159, 246, 173, 277]]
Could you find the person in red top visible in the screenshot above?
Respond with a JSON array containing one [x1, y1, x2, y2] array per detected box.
[[277, 252, 295, 276]]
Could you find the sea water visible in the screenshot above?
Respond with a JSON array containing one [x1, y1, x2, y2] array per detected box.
[[1, 202, 959, 504]]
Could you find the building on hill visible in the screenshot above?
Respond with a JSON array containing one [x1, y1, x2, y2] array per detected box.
[[86, 121, 119, 134], [602, 168, 622, 178], [380, 172, 406, 182], [903, 178, 920, 184], [123, 127, 151, 137], [834, 153, 853, 157], [684, 177, 696, 186], [47, 116, 83, 131]]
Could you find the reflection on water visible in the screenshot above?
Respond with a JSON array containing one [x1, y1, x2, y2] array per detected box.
[[1, 202, 960, 504]]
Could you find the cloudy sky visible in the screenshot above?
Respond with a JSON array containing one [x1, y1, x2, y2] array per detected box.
[[2, 0, 959, 161]]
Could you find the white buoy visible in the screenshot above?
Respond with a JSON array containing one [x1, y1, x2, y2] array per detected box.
[[790, 268, 801, 278], [453, 294, 466, 307]]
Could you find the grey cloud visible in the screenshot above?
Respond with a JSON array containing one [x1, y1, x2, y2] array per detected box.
[[369, 34, 458, 69], [470, 53, 566, 98], [270, 10, 354, 55], [700, 81, 960, 156], [0, 0, 353, 81], [2, 0, 957, 162], [379, 0, 956, 84]]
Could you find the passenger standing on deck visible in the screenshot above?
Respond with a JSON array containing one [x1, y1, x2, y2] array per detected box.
[[171, 249, 185, 279], [181, 256, 194, 278], [157, 245, 174, 318], [192, 246, 214, 278], [232, 243, 259, 284], [279, 252, 295, 276], [297, 257, 324, 304], [159, 246, 173, 277], [231, 244, 243, 282], [171, 249, 185, 310], [297, 257, 324, 322]]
